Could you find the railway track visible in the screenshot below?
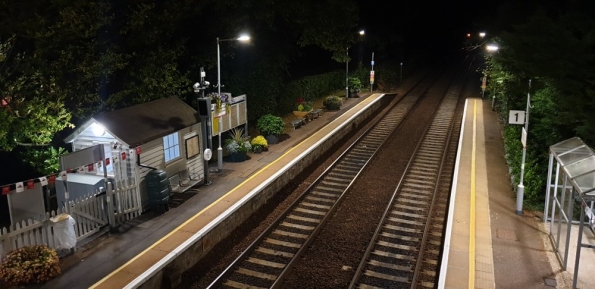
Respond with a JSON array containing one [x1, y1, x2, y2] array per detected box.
[[348, 57, 474, 289], [205, 70, 448, 289]]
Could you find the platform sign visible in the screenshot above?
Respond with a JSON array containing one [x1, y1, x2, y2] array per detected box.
[[509, 110, 525, 125], [370, 70, 375, 84], [521, 127, 527, 148], [481, 76, 487, 90]]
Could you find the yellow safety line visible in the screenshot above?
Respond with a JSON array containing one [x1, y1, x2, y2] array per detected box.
[[92, 95, 381, 287], [469, 99, 477, 288]]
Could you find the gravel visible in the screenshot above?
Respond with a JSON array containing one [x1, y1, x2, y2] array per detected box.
[[178, 89, 456, 288]]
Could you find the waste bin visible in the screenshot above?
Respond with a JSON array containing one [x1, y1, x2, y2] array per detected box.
[[50, 213, 77, 250], [146, 169, 170, 214]]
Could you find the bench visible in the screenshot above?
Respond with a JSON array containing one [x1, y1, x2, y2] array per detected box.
[[168, 168, 202, 193], [291, 118, 306, 130], [309, 108, 323, 120]]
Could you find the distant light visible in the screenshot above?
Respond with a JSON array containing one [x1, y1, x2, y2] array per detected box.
[[91, 122, 106, 136], [486, 44, 499, 52], [359, 30, 365, 35], [479, 32, 486, 38], [466, 33, 471, 38], [237, 34, 250, 41]]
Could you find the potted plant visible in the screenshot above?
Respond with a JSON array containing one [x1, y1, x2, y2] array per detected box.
[[224, 128, 251, 162], [251, 135, 268, 153], [348, 77, 363, 98], [293, 97, 313, 119], [0, 245, 61, 286], [257, 114, 285, 144], [323, 95, 343, 111]]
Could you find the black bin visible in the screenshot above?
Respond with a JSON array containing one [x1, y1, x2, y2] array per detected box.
[[146, 169, 170, 213]]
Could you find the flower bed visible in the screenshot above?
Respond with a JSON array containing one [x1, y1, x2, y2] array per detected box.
[[0, 245, 61, 285]]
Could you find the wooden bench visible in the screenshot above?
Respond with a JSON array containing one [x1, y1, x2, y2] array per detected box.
[[291, 118, 305, 130]]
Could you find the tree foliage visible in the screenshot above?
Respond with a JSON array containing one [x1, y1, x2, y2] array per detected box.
[[0, 0, 362, 177], [483, 0, 595, 209]]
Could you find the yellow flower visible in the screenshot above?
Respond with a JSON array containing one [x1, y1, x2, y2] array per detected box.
[[251, 135, 268, 148]]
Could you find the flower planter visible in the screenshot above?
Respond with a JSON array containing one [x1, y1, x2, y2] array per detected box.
[[266, 135, 279, 145], [293, 110, 311, 119], [229, 152, 247, 162], [253, 147, 263, 154], [349, 89, 361, 98]]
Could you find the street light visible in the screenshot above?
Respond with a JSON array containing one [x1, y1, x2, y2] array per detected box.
[[216, 34, 250, 171], [484, 43, 499, 109], [486, 44, 499, 52], [346, 30, 365, 98], [517, 79, 531, 215]]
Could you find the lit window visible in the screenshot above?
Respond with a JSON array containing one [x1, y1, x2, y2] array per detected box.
[[163, 132, 180, 163]]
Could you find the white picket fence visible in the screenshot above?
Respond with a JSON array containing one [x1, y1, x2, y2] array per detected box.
[[0, 189, 113, 261]]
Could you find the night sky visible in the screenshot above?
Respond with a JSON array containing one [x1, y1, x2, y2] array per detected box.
[[291, 0, 498, 77]]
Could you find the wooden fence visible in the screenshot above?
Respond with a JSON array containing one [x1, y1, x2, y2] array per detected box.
[[0, 184, 137, 261]]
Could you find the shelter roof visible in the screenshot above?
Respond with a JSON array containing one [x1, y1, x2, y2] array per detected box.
[[65, 97, 199, 147]]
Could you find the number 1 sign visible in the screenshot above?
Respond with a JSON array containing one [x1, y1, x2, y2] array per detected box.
[[509, 110, 525, 125]]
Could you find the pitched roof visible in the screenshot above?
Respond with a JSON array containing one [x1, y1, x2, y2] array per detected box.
[[93, 97, 199, 147]]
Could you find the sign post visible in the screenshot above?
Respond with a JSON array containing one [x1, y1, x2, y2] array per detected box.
[[370, 52, 375, 92], [481, 76, 487, 98]]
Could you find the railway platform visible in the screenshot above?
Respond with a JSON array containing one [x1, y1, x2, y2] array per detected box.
[[439, 98, 594, 289], [32, 89, 391, 289], [24, 81, 594, 289]]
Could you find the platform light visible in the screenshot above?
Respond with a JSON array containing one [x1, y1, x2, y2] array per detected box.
[[91, 122, 106, 136], [216, 33, 251, 171], [346, 30, 366, 98], [486, 44, 499, 52]]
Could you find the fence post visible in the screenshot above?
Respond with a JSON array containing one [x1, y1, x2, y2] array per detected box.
[[106, 182, 116, 231]]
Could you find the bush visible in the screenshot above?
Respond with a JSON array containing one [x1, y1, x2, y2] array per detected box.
[[257, 114, 285, 136], [323, 95, 343, 111], [348, 77, 363, 92], [0, 245, 61, 285]]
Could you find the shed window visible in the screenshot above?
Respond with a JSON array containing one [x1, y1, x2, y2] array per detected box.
[[163, 132, 180, 163]]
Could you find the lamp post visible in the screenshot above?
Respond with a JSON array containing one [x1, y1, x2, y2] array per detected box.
[[345, 47, 349, 98], [216, 34, 250, 171], [485, 44, 499, 110], [346, 30, 365, 98], [517, 79, 531, 215]]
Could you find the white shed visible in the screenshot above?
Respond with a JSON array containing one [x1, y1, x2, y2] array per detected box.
[[63, 96, 204, 212]]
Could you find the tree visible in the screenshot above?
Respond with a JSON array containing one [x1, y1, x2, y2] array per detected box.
[[0, 0, 364, 176], [483, 0, 595, 208], [0, 37, 73, 152]]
